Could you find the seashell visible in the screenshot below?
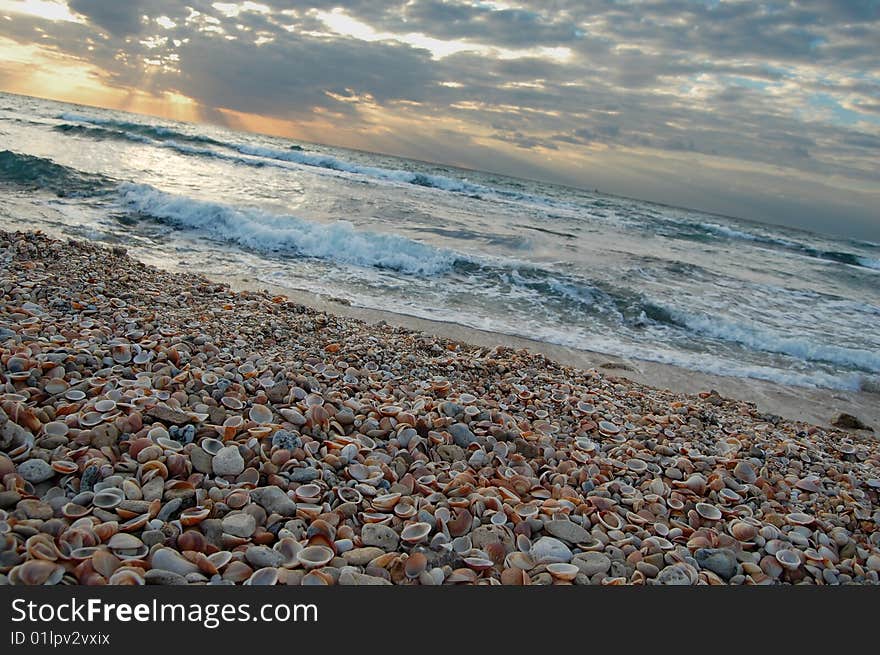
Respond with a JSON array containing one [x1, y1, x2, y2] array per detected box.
[[597, 511, 623, 531], [221, 396, 244, 410], [695, 503, 722, 521], [26, 534, 61, 561], [79, 412, 104, 427], [626, 458, 647, 473], [729, 521, 758, 542], [249, 404, 273, 425], [10, 560, 65, 586], [51, 460, 78, 475], [786, 512, 815, 526], [62, 503, 92, 519], [597, 420, 620, 435], [201, 437, 225, 455], [108, 569, 144, 585], [208, 551, 233, 570], [546, 562, 579, 581], [245, 567, 279, 586], [405, 552, 428, 578], [296, 504, 322, 521], [296, 545, 334, 569], [94, 488, 125, 510], [156, 437, 183, 452], [463, 557, 494, 571], [111, 345, 132, 364], [504, 551, 534, 570], [446, 568, 477, 584], [43, 421, 69, 437], [335, 487, 362, 505], [119, 513, 150, 533], [372, 493, 402, 511], [490, 511, 508, 526], [94, 399, 117, 413], [775, 549, 802, 571], [514, 503, 539, 519], [295, 484, 322, 502], [65, 389, 86, 402], [394, 500, 417, 519], [44, 379, 69, 395], [400, 522, 432, 544], [180, 506, 211, 526]]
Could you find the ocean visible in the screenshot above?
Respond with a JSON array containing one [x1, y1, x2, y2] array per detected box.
[[1, 91, 878, 392]]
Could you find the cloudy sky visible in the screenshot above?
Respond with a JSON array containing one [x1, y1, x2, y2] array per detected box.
[[0, 0, 878, 239]]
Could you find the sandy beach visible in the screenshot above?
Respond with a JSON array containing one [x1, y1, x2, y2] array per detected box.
[[1, 230, 879, 586]]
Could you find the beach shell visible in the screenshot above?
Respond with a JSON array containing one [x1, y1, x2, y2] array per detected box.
[[10, 560, 65, 586], [93, 488, 125, 510], [249, 404, 273, 425], [221, 396, 244, 410], [775, 549, 802, 571], [546, 563, 579, 581], [400, 522, 432, 544], [296, 545, 334, 569], [695, 503, 722, 521]]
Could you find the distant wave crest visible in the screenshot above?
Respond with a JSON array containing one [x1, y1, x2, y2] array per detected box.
[[699, 221, 878, 271]]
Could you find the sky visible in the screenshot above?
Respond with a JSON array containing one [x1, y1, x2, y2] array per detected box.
[[0, 0, 878, 239]]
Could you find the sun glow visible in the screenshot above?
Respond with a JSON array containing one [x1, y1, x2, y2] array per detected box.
[[0, 0, 82, 23]]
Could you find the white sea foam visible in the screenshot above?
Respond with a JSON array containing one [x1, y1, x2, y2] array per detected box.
[[700, 221, 797, 248], [115, 183, 459, 275]]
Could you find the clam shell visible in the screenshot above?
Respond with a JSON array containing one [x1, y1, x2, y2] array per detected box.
[[546, 562, 579, 581], [695, 503, 722, 521], [296, 545, 334, 569], [94, 488, 125, 510], [249, 404, 273, 425], [400, 522, 432, 544]]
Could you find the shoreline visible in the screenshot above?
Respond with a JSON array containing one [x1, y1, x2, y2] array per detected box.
[[227, 274, 879, 433]]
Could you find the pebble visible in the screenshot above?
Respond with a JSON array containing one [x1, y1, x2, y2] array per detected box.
[[695, 548, 739, 581], [545, 519, 591, 544], [250, 487, 297, 516], [449, 423, 477, 447], [17, 459, 54, 483], [222, 513, 256, 538], [361, 524, 400, 551], [573, 552, 611, 576], [212, 446, 245, 476]]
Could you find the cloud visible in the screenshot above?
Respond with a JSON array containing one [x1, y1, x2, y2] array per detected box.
[[0, 0, 877, 237]]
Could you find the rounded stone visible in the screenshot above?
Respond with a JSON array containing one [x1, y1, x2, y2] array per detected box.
[[222, 512, 256, 538], [212, 446, 245, 477], [545, 519, 591, 544], [573, 551, 611, 576], [361, 524, 399, 551], [17, 459, 54, 484], [695, 548, 738, 580]]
